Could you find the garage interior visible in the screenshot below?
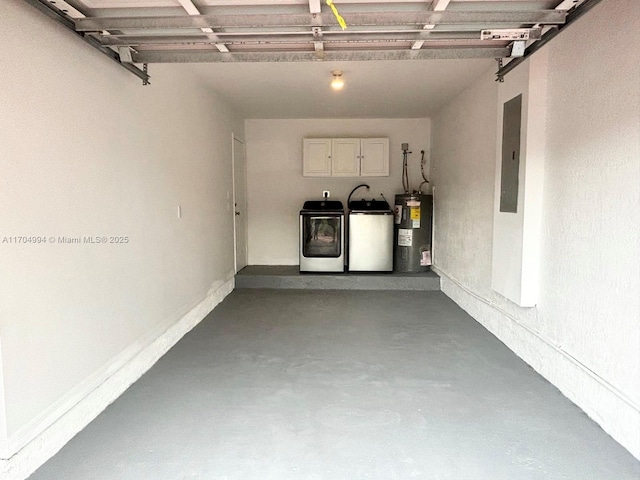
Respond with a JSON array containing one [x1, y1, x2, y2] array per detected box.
[[27, 290, 640, 479], [1, 0, 639, 479]]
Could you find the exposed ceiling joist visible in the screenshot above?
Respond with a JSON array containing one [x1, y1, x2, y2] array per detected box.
[[26, 0, 599, 84], [309, 0, 324, 58], [308, 0, 322, 14], [177, 0, 229, 53], [412, 0, 452, 50], [555, 0, 583, 10], [431, 0, 452, 10]]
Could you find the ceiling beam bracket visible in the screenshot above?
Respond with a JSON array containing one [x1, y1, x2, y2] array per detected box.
[[142, 63, 150, 86], [495, 58, 504, 82]]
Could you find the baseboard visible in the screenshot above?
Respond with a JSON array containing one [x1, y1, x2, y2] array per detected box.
[[246, 258, 297, 266], [0, 276, 235, 480], [433, 267, 640, 460]]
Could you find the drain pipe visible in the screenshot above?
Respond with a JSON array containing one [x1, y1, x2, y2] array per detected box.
[[348, 184, 370, 205]]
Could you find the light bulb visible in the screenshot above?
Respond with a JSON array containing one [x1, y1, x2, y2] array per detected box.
[[331, 70, 344, 90]]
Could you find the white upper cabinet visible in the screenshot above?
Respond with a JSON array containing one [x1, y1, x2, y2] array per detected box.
[[360, 138, 389, 177], [302, 138, 332, 177], [331, 138, 361, 176], [303, 137, 389, 177]]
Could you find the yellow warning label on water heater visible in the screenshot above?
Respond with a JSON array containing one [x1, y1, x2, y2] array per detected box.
[[410, 207, 421, 228]]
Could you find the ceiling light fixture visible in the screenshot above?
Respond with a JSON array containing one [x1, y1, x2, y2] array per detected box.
[[331, 70, 344, 90]]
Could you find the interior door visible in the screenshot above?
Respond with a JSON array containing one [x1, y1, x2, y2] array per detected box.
[[233, 137, 248, 272]]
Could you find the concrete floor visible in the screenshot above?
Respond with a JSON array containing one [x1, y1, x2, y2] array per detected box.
[[30, 289, 640, 479], [235, 265, 441, 291]]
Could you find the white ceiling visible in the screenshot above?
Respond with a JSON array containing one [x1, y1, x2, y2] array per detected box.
[[32, 0, 592, 118], [183, 57, 494, 118]]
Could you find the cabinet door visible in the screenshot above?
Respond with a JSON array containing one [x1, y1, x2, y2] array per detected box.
[[303, 139, 332, 177], [331, 138, 360, 176], [360, 138, 389, 176]]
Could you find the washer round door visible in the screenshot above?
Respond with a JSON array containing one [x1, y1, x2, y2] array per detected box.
[[302, 214, 342, 258]]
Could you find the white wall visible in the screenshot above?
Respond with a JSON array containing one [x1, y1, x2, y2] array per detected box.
[[245, 118, 431, 265], [431, 0, 640, 459], [490, 59, 547, 307], [0, 0, 242, 474]]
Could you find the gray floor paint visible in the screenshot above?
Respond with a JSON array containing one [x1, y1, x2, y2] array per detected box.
[[235, 266, 441, 291], [30, 290, 640, 479]]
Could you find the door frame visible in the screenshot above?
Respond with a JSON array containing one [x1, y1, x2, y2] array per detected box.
[[232, 134, 248, 273]]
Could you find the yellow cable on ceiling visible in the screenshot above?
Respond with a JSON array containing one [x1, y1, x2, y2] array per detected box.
[[326, 0, 347, 30]]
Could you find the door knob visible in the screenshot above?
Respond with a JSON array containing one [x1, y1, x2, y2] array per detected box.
[[235, 211, 241, 216]]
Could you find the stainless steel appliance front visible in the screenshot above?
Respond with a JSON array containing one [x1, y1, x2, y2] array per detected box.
[[299, 202, 345, 272], [348, 211, 394, 272]]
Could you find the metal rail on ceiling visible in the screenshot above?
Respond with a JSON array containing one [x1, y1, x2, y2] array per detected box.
[[496, 0, 604, 81], [95, 31, 497, 47], [24, 0, 150, 84], [73, 10, 567, 32], [24, 0, 597, 82], [131, 47, 510, 64]]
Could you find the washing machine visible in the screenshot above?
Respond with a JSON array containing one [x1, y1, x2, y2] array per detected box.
[[348, 199, 394, 272]]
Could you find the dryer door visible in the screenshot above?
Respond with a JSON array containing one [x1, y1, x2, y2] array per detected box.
[[302, 214, 342, 258]]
